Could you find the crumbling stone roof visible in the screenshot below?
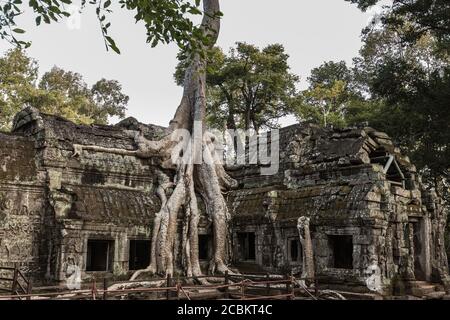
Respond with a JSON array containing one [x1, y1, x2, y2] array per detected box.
[[228, 122, 415, 188], [116, 116, 168, 141], [12, 107, 168, 150], [278, 123, 414, 170], [68, 185, 159, 225], [228, 123, 419, 224], [5, 107, 421, 226], [6, 108, 163, 226], [229, 183, 376, 225]]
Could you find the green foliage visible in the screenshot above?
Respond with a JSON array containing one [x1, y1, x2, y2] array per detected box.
[[91, 78, 129, 123], [347, 0, 450, 53], [299, 80, 347, 128], [0, 0, 210, 54], [349, 20, 450, 178], [0, 48, 38, 130], [175, 42, 301, 132], [295, 61, 363, 128], [298, 2, 450, 182], [0, 49, 128, 131], [308, 61, 353, 87]]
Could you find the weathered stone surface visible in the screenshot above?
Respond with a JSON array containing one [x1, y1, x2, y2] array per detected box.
[[1, 108, 162, 284], [0, 133, 37, 182], [0, 108, 448, 298], [228, 122, 449, 295]]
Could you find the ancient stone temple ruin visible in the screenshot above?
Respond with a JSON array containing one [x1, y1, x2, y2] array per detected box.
[[0, 107, 448, 296]]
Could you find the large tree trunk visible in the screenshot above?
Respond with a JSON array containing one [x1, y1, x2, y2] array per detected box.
[[74, 0, 232, 281], [130, 0, 235, 280]]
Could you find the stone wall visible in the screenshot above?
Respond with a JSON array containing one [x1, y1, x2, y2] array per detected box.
[[0, 109, 447, 295], [1, 109, 164, 284], [227, 123, 449, 294], [0, 133, 47, 280]]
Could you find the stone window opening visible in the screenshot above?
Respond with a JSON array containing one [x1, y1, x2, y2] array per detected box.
[[370, 153, 405, 188], [237, 232, 256, 261], [288, 238, 302, 263], [198, 235, 212, 261], [129, 240, 151, 271], [384, 156, 404, 186], [86, 240, 114, 272], [329, 235, 353, 269]]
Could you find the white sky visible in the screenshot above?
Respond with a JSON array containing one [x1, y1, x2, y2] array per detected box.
[[0, 0, 385, 127]]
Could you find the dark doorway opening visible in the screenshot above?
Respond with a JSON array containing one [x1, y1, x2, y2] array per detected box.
[[289, 238, 301, 263], [411, 221, 426, 281], [198, 235, 212, 261], [237, 232, 256, 261], [86, 240, 113, 271], [329, 235, 353, 269], [129, 240, 151, 270]]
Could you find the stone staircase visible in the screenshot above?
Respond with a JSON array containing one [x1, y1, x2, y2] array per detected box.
[[406, 281, 446, 299]]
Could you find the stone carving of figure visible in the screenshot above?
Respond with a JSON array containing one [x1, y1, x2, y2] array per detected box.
[[297, 216, 315, 286], [365, 262, 382, 293], [65, 257, 81, 290]]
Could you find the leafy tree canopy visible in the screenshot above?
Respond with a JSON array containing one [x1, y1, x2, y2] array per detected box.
[[0, 0, 213, 54], [306, 10, 450, 181], [0, 49, 128, 131], [352, 26, 449, 178], [308, 60, 353, 88], [295, 60, 365, 128], [295, 15, 449, 181], [175, 42, 301, 132], [347, 0, 450, 53]]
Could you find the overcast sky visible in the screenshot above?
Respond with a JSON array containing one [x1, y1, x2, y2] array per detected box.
[[0, 0, 386, 127]]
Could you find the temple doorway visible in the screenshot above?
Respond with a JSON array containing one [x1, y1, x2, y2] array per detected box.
[[410, 219, 427, 281]]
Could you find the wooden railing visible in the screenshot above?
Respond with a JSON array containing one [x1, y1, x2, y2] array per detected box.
[[0, 264, 33, 299], [0, 272, 319, 301]]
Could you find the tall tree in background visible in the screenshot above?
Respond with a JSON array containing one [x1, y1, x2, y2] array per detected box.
[[300, 61, 349, 127], [0, 48, 37, 130], [39, 66, 128, 124], [347, 0, 450, 53], [348, 0, 450, 260], [348, 2, 450, 181], [175, 42, 300, 133], [299, 1, 449, 192], [0, 49, 128, 131], [299, 80, 348, 127], [296, 61, 363, 127]]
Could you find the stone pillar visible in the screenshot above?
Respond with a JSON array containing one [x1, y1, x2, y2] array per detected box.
[[421, 217, 432, 281]]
